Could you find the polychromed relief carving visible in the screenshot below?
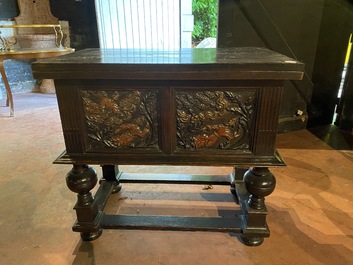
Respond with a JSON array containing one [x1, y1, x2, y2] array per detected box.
[[81, 90, 158, 149], [176, 90, 256, 150]]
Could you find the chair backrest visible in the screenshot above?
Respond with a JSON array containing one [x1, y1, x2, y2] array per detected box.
[[14, 0, 59, 35]]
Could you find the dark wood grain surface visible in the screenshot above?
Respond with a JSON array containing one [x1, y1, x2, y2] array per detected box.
[[32, 47, 304, 80]]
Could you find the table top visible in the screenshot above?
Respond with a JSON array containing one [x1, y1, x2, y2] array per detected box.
[[32, 47, 305, 80], [0, 47, 75, 61]]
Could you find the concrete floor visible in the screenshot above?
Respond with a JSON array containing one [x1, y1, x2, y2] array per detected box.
[[1, 93, 353, 265]]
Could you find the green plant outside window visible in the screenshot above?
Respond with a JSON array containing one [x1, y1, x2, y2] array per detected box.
[[192, 0, 218, 45]]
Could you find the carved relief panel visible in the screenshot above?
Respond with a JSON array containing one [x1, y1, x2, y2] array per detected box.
[[81, 90, 159, 150], [176, 90, 256, 151]]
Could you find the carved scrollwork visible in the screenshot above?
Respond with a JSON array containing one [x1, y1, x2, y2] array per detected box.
[[176, 90, 255, 150], [82, 90, 158, 149]]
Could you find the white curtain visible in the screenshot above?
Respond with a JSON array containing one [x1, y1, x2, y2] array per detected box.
[[95, 0, 184, 49]]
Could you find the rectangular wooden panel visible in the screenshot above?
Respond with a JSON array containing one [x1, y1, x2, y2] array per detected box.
[[80, 89, 160, 152]]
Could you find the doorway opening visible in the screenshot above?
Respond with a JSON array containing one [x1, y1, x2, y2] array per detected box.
[[94, 0, 218, 50]]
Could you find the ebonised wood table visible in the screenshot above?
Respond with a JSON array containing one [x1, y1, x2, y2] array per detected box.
[[32, 48, 304, 246]]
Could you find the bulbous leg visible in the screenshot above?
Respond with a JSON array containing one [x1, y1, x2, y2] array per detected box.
[[244, 167, 276, 210], [66, 164, 103, 241], [241, 167, 276, 246], [66, 164, 97, 206]]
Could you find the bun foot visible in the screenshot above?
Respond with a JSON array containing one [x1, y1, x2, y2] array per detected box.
[[112, 182, 122, 193], [80, 230, 103, 241], [241, 235, 264, 246]]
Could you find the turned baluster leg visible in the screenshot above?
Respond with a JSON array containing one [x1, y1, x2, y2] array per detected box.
[[101, 165, 122, 193], [66, 164, 103, 241], [241, 167, 276, 246]]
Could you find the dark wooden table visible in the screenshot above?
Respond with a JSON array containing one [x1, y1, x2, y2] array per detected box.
[[32, 48, 304, 246]]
